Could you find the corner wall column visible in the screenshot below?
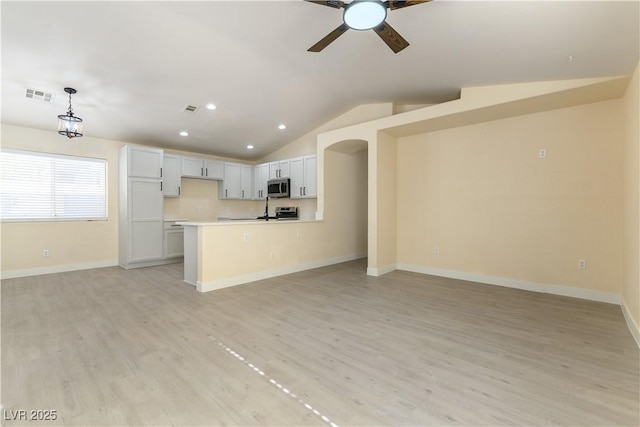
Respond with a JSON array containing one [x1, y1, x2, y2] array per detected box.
[[367, 131, 397, 276]]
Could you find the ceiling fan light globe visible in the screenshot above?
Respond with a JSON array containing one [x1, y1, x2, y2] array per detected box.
[[343, 1, 387, 30]]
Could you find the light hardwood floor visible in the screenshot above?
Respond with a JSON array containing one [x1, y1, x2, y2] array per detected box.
[[2, 259, 638, 426]]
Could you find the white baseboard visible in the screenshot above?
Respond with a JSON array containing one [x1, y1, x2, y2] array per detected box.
[[1, 259, 119, 280], [367, 264, 397, 277], [621, 298, 640, 348], [396, 264, 622, 305], [119, 258, 182, 270], [197, 252, 367, 293]]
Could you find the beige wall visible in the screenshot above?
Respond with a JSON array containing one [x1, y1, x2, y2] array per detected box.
[[396, 99, 624, 294], [199, 147, 368, 285], [164, 178, 258, 221], [1, 103, 379, 276], [1, 124, 124, 273], [623, 62, 640, 334], [369, 131, 397, 274], [0, 125, 258, 275]]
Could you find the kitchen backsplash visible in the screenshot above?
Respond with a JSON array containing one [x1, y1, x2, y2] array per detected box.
[[163, 177, 317, 220]]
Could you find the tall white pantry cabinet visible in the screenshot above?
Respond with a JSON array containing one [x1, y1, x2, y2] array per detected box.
[[119, 145, 169, 269]]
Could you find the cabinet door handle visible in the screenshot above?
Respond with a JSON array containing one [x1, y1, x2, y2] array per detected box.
[[160, 182, 163, 191], [160, 167, 163, 177], [242, 190, 244, 198], [206, 168, 208, 177], [303, 186, 306, 196], [201, 167, 204, 176], [225, 189, 228, 197], [178, 186, 181, 196]]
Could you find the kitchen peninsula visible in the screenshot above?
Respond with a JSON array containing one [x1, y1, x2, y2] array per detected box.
[[180, 217, 359, 292]]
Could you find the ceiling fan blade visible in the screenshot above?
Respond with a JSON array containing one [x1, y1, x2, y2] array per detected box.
[[308, 23, 350, 52], [305, 0, 345, 9], [373, 21, 409, 53], [388, 0, 432, 10]]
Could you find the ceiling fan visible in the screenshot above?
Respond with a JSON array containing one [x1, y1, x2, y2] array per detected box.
[[306, 0, 432, 53]]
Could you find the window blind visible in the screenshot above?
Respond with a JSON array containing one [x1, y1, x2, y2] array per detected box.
[[0, 149, 107, 221]]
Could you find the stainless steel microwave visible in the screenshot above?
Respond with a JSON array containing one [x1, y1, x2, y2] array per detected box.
[[267, 178, 290, 198]]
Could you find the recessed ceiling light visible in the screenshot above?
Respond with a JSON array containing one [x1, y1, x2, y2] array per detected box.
[[206, 103, 217, 110], [179, 131, 189, 137], [246, 144, 254, 150], [278, 124, 287, 130]]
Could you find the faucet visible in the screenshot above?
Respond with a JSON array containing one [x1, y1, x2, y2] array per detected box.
[[257, 196, 272, 221]]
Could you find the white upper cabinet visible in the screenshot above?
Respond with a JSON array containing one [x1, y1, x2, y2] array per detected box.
[[269, 160, 290, 179], [181, 156, 224, 180], [290, 155, 317, 199], [303, 155, 317, 198], [241, 164, 253, 199], [162, 154, 181, 197], [220, 162, 241, 199], [253, 163, 269, 199], [220, 162, 253, 199], [128, 145, 163, 178], [204, 159, 224, 180], [181, 157, 204, 178]]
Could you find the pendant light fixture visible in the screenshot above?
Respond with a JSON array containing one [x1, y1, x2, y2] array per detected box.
[[57, 87, 83, 139]]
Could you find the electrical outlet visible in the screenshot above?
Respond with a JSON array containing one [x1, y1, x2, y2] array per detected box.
[[42, 249, 49, 257], [539, 148, 547, 159], [578, 259, 587, 270], [243, 233, 249, 242], [434, 246, 440, 254]]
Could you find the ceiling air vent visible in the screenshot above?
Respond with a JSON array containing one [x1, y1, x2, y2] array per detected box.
[[183, 105, 200, 113], [26, 88, 54, 103]]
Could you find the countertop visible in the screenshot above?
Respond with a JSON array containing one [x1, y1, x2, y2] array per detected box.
[[178, 219, 321, 226]]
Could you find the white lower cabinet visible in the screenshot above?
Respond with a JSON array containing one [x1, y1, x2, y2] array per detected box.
[[129, 178, 164, 262], [164, 222, 184, 259]]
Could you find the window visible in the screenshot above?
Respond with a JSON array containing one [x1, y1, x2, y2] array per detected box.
[[0, 149, 107, 221]]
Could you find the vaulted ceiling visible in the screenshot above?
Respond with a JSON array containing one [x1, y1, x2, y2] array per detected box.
[[2, 1, 638, 160]]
